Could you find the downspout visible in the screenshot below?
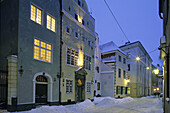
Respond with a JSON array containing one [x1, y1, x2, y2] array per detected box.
[[59, 0, 63, 104]]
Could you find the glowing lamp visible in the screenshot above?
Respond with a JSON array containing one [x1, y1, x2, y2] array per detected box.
[[146, 67, 149, 70], [153, 69, 159, 75], [157, 88, 159, 91], [78, 15, 82, 23], [136, 57, 140, 61], [78, 49, 83, 67]]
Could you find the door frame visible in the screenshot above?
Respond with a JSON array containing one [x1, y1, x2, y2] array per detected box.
[[33, 72, 53, 103]]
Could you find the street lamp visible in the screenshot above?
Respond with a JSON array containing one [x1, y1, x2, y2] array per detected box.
[[153, 68, 159, 75], [136, 57, 140, 61], [146, 67, 150, 70]]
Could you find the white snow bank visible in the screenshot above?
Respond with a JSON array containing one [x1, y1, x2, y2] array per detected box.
[[75, 99, 95, 110], [94, 97, 134, 106], [115, 97, 134, 104], [141, 96, 155, 99], [18, 106, 74, 113]]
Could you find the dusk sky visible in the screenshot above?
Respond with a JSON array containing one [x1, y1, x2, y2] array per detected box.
[[86, 0, 163, 66]]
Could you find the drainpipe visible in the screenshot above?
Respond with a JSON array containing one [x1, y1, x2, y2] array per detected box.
[[167, 47, 169, 98], [59, 0, 63, 104]]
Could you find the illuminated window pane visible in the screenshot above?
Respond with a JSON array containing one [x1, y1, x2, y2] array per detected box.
[[46, 50, 51, 62], [47, 44, 51, 50], [34, 46, 39, 59], [51, 18, 55, 32], [34, 39, 52, 63], [30, 4, 42, 25], [31, 5, 36, 21], [40, 49, 45, 61], [47, 14, 56, 32], [37, 8, 42, 24], [41, 41, 46, 48], [34, 39, 40, 46], [47, 15, 51, 30]]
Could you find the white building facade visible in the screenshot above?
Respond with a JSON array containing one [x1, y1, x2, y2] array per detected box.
[[120, 41, 153, 97]]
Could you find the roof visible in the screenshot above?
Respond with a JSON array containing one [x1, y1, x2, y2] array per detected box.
[[99, 41, 127, 55], [119, 41, 153, 62]]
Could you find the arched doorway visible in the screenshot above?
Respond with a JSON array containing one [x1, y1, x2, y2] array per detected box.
[[33, 72, 53, 104], [35, 75, 48, 104]]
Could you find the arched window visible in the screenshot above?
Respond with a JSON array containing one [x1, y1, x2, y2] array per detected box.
[[36, 75, 47, 82]]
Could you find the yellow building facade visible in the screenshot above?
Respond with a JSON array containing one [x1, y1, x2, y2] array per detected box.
[[61, 0, 96, 104]]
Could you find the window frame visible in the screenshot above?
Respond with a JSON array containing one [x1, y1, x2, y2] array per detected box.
[[30, 3, 43, 25], [66, 26, 71, 34], [66, 47, 78, 67], [46, 13, 56, 32], [65, 78, 74, 94], [123, 58, 126, 64], [33, 38, 53, 63], [123, 70, 126, 79], [86, 81, 91, 93], [118, 55, 121, 62], [118, 68, 121, 78]]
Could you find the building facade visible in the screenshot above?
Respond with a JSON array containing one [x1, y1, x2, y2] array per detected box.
[[159, 0, 170, 112], [0, 0, 61, 111], [100, 41, 129, 98], [151, 65, 159, 95], [60, 0, 95, 104], [120, 41, 152, 97]]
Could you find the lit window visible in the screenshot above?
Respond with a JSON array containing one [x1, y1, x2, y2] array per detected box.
[[31, 4, 42, 25], [83, 55, 91, 70], [34, 38, 52, 63], [66, 79, 73, 93], [67, 47, 78, 66], [116, 86, 121, 94], [87, 82, 91, 93], [47, 14, 56, 32], [97, 82, 100, 90]]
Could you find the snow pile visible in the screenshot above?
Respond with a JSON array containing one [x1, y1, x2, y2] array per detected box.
[[96, 97, 116, 106], [115, 97, 134, 104], [75, 99, 95, 111], [19, 106, 74, 113], [94, 97, 134, 106], [141, 96, 155, 99]]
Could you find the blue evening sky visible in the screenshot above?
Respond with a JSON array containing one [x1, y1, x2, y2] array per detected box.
[[86, 0, 163, 66]]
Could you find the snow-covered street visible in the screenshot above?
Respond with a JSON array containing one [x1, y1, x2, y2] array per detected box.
[[12, 96, 163, 113]]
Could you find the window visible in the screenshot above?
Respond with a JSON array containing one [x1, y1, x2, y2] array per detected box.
[[31, 4, 42, 25], [66, 26, 71, 34], [118, 68, 121, 78], [47, 15, 56, 32], [125, 87, 130, 94], [87, 82, 91, 93], [123, 58, 126, 64], [83, 55, 91, 70], [128, 64, 130, 71], [34, 38, 52, 63], [75, 13, 78, 20], [122, 86, 125, 94], [119, 55, 121, 62], [116, 86, 121, 94], [96, 66, 99, 73], [82, 19, 85, 25], [121, 86, 124, 94], [78, 0, 81, 6], [97, 82, 100, 90], [75, 32, 78, 39], [66, 79, 73, 93], [123, 70, 126, 78], [67, 47, 78, 66], [88, 41, 91, 46]]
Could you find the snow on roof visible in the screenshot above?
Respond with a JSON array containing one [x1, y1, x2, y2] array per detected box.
[[102, 59, 116, 63], [100, 41, 127, 55], [100, 71, 114, 74]]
